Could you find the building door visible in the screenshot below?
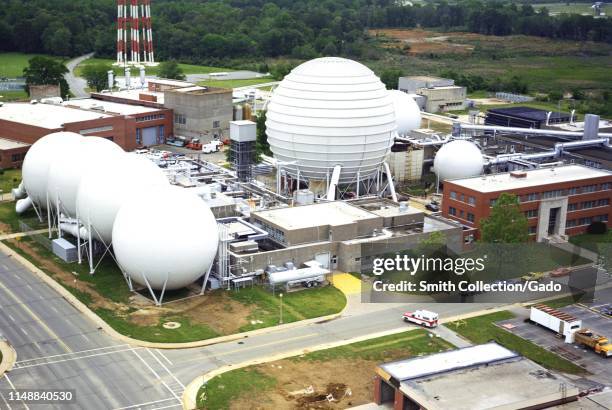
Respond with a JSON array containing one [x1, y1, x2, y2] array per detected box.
[[548, 207, 560, 235], [141, 127, 157, 146], [315, 252, 331, 269]]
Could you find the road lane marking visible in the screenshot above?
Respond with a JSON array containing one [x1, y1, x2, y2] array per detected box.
[[0, 279, 72, 353], [146, 349, 184, 389], [112, 397, 177, 410], [155, 349, 173, 366], [3, 375, 29, 410], [132, 350, 182, 404], [13, 347, 141, 370], [16, 344, 131, 364]]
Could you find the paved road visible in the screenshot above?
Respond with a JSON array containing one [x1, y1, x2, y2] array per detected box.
[[1, 246, 609, 409], [65, 53, 93, 98]]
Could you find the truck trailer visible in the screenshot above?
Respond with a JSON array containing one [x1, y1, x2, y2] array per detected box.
[[529, 304, 582, 343]]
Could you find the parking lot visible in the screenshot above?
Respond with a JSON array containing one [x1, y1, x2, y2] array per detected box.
[[499, 292, 612, 388]]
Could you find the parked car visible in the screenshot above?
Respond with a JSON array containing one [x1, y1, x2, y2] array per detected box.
[[599, 305, 612, 316], [550, 267, 571, 278], [202, 142, 220, 154], [426, 202, 440, 212], [166, 138, 185, 147], [521, 271, 545, 282]]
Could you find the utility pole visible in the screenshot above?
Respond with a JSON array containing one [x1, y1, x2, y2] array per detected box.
[[279, 293, 284, 324]]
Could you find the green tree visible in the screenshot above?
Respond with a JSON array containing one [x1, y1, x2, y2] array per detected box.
[[255, 110, 271, 162], [157, 60, 186, 80], [82, 63, 111, 92], [480, 193, 529, 243], [380, 69, 404, 90], [42, 24, 72, 56], [23, 56, 69, 99]]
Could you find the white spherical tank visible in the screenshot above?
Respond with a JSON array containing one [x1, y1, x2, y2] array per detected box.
[[388, 90, 421, 135], [22, 132, 82, 208], [47, 137, 124, 217], [266, 57, 397, 184], [76, 154, 169, 243], [112, 187, 219, 290], [433, 140, 484, 182]]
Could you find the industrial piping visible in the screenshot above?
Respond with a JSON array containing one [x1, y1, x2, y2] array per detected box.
[[487, 138, 609, 165]]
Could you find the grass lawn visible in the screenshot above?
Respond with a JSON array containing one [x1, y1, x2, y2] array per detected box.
[[198, 77, 274, 89], [197, 329, 454, 409], [569, 231, 612, 252], [0, 90, 28, 102], [75, 57, 234, 77], [0, 201, 45, 233], [0, 53, 58, 78], [0, 169, 22, 195], [449, 311, 585, 374], [228, 286, 346, 332]]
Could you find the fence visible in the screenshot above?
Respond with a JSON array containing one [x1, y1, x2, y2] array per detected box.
[[18, 220, 52, 251]]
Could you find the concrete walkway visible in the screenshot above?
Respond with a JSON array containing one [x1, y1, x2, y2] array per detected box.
[[65, 53, 93, 98], [431, 324, 472, 348], [0, 229, 48, 241]]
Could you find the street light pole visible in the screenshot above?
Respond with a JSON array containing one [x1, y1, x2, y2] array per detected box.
[[279, 293, 284, 324]]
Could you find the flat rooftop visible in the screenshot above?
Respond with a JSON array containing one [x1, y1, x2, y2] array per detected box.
[[148, 78, 196, 88], [447, 165, 611, 193], [488, 106, 569, 122], [0, 137, 30, 150], [252, 201, 379, 230], [401, 76, 449, 82], [549, 119, 612, 132], [417, 85, 464, 91], [94, 89, 165, 105], [378, 343, 579, 410], [64, 98, 161, 116], [0, 102, 111, 129]]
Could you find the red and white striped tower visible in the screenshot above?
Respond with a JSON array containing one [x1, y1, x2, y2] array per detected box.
[[116, 0, 155, 65], [116, 0, 127, 64], [142, 0, 155, 63]]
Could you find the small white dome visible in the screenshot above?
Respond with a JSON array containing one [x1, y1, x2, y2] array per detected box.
[[22, 132, 82, 209], [266, 57, 397, 184], [388, 90, 421, 135], [76, 153, 169, 243], [434, 140, 484, 181], [112, 187, 219, 290]]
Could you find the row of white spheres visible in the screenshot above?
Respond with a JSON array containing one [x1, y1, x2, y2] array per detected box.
[[21, 132, 219, 290]]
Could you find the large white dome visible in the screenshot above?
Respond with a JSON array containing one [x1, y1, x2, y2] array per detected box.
[[388, 90, 421, 135], [22, 132, 82, 209], [48, 137, 124, 217], [76, 153, 169, 243], [266, 57, 397, 184], [433, 140, 484, 182], [112, 187, 219, 290]]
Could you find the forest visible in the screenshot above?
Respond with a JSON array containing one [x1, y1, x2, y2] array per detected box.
[[0, 0, 611, 65]]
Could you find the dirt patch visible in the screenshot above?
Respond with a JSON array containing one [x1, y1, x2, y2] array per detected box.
[[230, 358, 379, 410], [129, 292, 251, 334]]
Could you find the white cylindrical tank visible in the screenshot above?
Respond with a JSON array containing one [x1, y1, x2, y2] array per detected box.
[[433, 140, 484, 181], [266, 57, 397, 184], [388, 90, 421, 135], [47, 137, 124, 217], [112, 187, 219, 290], [22, 132, 82, 209], [76, 153, 169, 243]]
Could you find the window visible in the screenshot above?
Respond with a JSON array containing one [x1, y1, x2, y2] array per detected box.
[[579, 217, 593, 226], [11, 153, 24, 162], [568, 203, 578, 212], [450, 191, 457, 200], [459, 193, 465, 202], [583, 184, 597, 193], [489, 198, 497, 207], [542, 189, 565, 199], [597, 198, 610, 207], [174, 113, 186, 125], [525, 209, 538, 219], [528, 226, 537, 235], [449, 206, 457, 216], [523, 192, 538, 202], [459, 210, 464, 218], [566, 219, 577, 228], [136, 128, 141, 145], [568, 187, 579, 195], [468, 196, 476, 206], [593, 214, 609, 223], [601, 183, 611, 191], [582, 200, 597, 209], [213, 120, 221, 128], [467, 212, 475, 223]]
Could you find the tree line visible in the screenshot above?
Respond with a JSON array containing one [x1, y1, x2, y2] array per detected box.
[[0, 0, 610, 64]]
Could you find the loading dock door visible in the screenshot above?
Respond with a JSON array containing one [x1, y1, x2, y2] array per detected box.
[[315, 252, 331, 269], [142, 127, 157, 146]]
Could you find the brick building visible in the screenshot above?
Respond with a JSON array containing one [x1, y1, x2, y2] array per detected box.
[[0, 99, 173, 152], [0, 138, 30, 169], [441, 165, 612, 243]]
